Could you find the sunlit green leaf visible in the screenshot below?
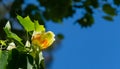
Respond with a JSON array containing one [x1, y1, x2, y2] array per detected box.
[[0, 51, 8, 69], [4, 28, 22, 43], [0, 40, 6, 46], [0, 50, 2, 59], [34, 20, 45, 32], [17, 15, 34, 32]]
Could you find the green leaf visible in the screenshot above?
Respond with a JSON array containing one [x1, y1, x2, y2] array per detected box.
[[103, 4, 116, 16], [27, 54, 34, 65], [0, 40, 6, 46], [4, 22, 22, 44], [34, 20, 45, 32], [114, 0, 120, 6], [85, 7, 93, 14], [17, 15, 34, 32], [73, 0, 81, 2], [27, 56, 33, 69], [4, 21, 23, 45], [39, 52, 44, 63], [4, 28, 22, 44], [7, 49, 27, 69], [77, 13, 94, 27], [0, 51, 8, 69], [57, 34, 64, 40], [40, 60, 45, 69], [102, 16, 113, 21], [0, 50, 2, 59], [39, 52, 45, 69]]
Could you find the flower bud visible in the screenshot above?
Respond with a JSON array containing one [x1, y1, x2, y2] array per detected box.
[[7, 42, 16, 50]]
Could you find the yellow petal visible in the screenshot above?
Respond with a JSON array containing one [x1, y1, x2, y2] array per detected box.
[[32, 31, 55, 49]]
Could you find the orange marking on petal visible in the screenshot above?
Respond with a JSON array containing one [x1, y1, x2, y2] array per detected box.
[[41, 39, 49, 49]]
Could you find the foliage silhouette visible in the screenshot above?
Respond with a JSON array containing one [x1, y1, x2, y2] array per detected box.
[[0, 0, 119, 29]]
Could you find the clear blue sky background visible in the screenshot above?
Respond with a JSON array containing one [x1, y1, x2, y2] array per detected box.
[[46, 9, 120, 69], [25, 0, 120, 69]]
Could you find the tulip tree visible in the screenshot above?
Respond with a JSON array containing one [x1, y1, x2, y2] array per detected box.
[[0, 0, 120, 68], [0, 15, 55, 69]]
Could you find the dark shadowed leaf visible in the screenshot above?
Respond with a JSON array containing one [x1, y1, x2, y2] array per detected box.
[[32, 12, 45, 25], [27, 54, 34, 66], [83, 0, 99, 8], [24, 4, 38, 15], [103, 4, 116, 16], [102, 16, 113, 21], [57, 34, 64, 40], [40, 60, 46, 69], [77, 13, 94, 27], [27, 56, 33, 69], [38, 0, 74, 22], [73, 0, 81, 2], [85, 7, 93, 14], [7, 49, 27, 69], [91, 0, 99, 8], [114, 0, 120, 6], [10, 0, 23, 17]]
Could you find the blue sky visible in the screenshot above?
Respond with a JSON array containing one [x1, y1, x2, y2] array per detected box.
[[23, 0, 120, 69], [46, 9, 120, 69]]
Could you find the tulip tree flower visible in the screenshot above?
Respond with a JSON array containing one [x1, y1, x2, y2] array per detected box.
[[32, 31, 55, 50], [17, 15, 55, 50], [31, 21, 55, 50]]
